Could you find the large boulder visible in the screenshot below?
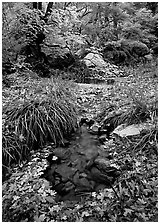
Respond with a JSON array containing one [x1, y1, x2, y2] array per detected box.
[[84, 53, 107, 68], [83, 52, 125, 79]]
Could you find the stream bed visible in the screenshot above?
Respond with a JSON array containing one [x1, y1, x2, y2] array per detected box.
[[41, 120, 121, 202]]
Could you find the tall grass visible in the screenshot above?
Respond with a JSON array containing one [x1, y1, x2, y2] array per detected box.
[[2, 77, 78, 172]]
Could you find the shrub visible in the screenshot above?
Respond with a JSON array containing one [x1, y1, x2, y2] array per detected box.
[[130, 41, 149, 57], [103, 39, 150, 65], [2, 2, 44, 63]]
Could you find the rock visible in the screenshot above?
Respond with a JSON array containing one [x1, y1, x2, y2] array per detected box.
[[73, 156, 88, 171], [90, 180, 96, 189], [78, 177, 91, 188], [73, 172, 80, 185], [112, 123, 145, 138], [73, 174, 92, 191], [83, 52, 125, 80], [104, 166, 121, 178], [94, 157, 111, 170], [79, 172, 88, 178], [88, 167, 111, 185], [56, 164, 77, 182], [64, 181, 75, 192], [80, 147, 99, 164], [84, 53, 107, 68]]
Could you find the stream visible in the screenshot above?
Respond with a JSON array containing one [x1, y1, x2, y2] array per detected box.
[[41, 118, 120, 202]]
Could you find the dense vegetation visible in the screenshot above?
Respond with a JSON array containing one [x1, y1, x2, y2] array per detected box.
[[3, 2, 157, 66], [2, 2, 158, 222]]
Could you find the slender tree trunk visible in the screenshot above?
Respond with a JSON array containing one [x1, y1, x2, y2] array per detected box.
[[33, 2, 42, 10], [38, 2, 42, 10], [44, 2, 53, 22], [33, 2, 37, 9]]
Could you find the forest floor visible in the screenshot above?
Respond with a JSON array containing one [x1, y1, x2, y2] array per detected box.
[[2, 63, 158, 222]]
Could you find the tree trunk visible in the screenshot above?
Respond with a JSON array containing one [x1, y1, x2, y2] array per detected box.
[[33, 2, 42, 10], [33, 2, 37, 9], [38, 2, 42, 10], [44, 2, 54, 22]]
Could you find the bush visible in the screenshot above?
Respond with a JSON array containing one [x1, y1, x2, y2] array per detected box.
[[2, 2, 44, 63], [2, 77, 78, 172], [103, 39, 150, 65], [130, 41, 149, 57]]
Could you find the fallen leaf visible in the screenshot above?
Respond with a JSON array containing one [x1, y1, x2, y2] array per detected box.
[[45, 196, 55, 203], [82, 211, 90, 217], [34, 214, 45, 222], [124, 208, 133, 216]]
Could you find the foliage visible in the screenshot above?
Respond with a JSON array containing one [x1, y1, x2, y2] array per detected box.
[[44, 2, 157, 54], [3, 74, 78, 173], [2, 2, 158, 69], [102, 39, 150, 65], [2, 2, 158, 223], [2, 2, 44, 62]]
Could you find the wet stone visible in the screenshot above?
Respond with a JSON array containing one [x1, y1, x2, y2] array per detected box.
[[56, 164, 77, 182], [54, 147, 71, 160], [95, 157, 111, 170]]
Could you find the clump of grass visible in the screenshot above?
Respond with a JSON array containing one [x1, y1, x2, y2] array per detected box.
[[98, 101, 151, 130], [96, 101, 158, 151], [132, 128, 158, 153], [120, 101, 150, 126], [2, 129, 29, 181], [2, 77, 78, 173], [98, 83, 157, 130]]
